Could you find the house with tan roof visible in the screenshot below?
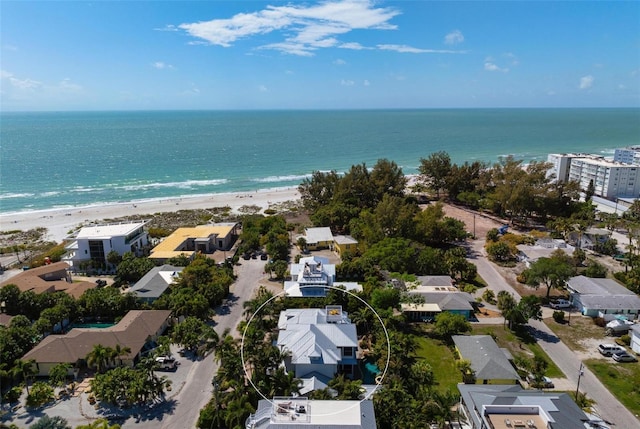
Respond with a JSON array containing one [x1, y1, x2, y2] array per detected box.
[[0, 262, 94, 299], [149, 223, 238, 263], [22, 310, 172, 376]]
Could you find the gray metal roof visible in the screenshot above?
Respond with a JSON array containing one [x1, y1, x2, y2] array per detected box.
[[567, 275, 635, 296], [408, 291, 475, 311], [578, 294, 640, 311], [129, 265, 182, 301], [453, 335, 519, 381], [457, 384, 589, 429]]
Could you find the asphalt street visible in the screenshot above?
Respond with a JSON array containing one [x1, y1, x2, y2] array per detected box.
[[469, 239, 640, 428]]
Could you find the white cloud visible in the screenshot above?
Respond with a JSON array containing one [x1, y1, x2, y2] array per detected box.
[[579, 75, 594, 90], [9, 77, 42, 89], [339, 42, 369, 50], [484, 57, 508, 73], [341, 79, 354, 86], [444, 30, 464, 45], [152, 61, 174, 70], [378, 44, 465, 54], [484, 62, 508, 73], [3, 44, 18, 51], [258, 85, 268, 92], [334, 58, 347, 65], [503, 52, 519, 66], [178, 0, 400, 56], [1, 70, 13, 79], [363, 79, 370, 86], [58, 78, 82, 91]]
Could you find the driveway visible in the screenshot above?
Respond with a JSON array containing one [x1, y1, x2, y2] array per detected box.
[[10, 258, 267, 429], [469, 239, 639, 428]]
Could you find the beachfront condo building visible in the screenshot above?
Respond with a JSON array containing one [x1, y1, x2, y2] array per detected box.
[[63, 221, 149, 271], [614, 146, 640, 165], [547, 153, 640, 200]]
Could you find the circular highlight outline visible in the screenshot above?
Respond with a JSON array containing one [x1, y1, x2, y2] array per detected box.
[[241, 284, 391, 418]]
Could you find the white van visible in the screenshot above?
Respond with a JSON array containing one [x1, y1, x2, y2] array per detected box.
[[597, 344, 625, 356]]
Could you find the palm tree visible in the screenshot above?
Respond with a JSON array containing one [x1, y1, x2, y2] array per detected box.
[[224, 395, 255, 429], [86, 344, 111, 374], [11, 359, 37, 395], [110, 344, 132, 367], [456, 359, 475, 384]]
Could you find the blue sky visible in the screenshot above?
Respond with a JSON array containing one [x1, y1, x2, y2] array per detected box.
[[1, 0, 639, 111]]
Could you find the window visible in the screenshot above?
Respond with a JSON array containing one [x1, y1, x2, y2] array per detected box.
[[343, 347, 354, 357]]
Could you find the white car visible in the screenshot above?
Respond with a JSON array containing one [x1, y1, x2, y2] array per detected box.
[[550, 299, 571, 309]]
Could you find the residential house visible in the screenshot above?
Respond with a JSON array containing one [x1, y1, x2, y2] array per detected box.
[[457, 384, 591, 429], [333, 235, 360, 257], [276, 306, 358, 394], [22, 310, 172, 377], [630, 325, 640, 355], [303, 227, 334, 251], [517, 242, 574, 268], [452, 335, 519, 385], [0, 262, 94, 299], [245, 397, 376, 429], [149, 223, 238, 263], [284, 256, 362, 297], [129, 265, 183, 304], [567, 227, 612, 250], [63, 221, 149, 271], [402, 281, 475, 321], [566, 275, 640, 319]]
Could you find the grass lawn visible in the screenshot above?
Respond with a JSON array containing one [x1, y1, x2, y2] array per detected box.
[[544, 314, 640, 416], [471, 325, 564, 378], [585, 358, 640, 417], [414, 334, 462, 393], [543, 313, 605, 352]]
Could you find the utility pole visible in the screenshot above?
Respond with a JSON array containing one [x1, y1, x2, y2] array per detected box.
[[575, 362, 584, 401]]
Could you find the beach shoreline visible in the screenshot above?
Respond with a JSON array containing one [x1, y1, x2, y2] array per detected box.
[[0, 186, 302, 243]]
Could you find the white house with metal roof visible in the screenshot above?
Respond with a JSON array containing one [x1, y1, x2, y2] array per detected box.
[[284, 256, 362, 297], [303, 227, 334, 250], [566, 275, 640, 318], [63, 221, 149, 270], [246, 397, 376, 429], [276, 306, 358, 391]]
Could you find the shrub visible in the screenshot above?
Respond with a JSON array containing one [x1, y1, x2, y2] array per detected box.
[[619, 334, 631, 346], [482, 289, 496, 304], [552, 311, 565, 323], [26, 381, 54, 407], [593, 317, 606, 327], [4, 386, 23, 403]]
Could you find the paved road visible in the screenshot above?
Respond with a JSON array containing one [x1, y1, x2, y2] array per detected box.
[[469, 239, 640, 428], [123, 258, 266, 429]]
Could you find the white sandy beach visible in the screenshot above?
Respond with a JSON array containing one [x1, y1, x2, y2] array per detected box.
[[0, 187, 301, 243]]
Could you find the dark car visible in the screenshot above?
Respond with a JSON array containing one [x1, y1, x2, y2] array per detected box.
[[260, 253, 268, 260]]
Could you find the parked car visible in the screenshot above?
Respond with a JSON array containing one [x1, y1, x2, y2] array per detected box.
[[526, 374, 554, 388], [155, 356, 177, 370], [597, 344, 625, 356], [260, 253, 268, 260], [550, 299, 571, 309], [612, 351, 638, 362]]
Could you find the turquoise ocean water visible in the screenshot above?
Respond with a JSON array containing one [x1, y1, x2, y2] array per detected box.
[[1, 109, 639, 214]]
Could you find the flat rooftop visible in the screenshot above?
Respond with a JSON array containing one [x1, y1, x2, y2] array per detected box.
[[487, 413, 545, 429], [75, 221, 146, 239], [150, 224, 235, 259]]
